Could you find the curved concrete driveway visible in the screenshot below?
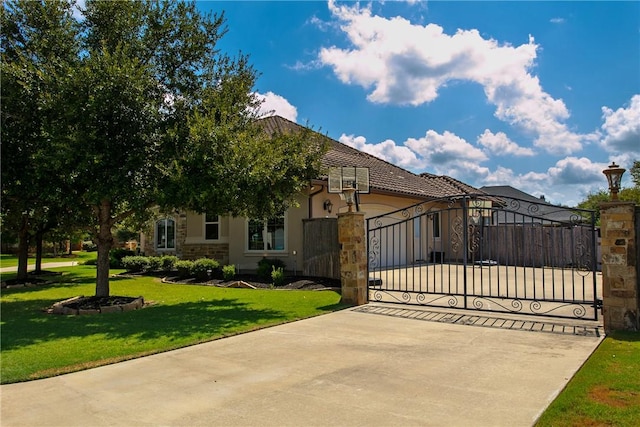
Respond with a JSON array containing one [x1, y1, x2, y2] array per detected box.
[[1, 306, 602, 427]]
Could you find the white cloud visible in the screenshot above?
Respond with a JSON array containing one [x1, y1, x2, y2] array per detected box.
[[405, 129, 488, 165], [254, 91, 298, 122], [319, 2, 593, 155], [550, 17, 566, 24], [477, 129, 535, 156], [601, 94, 640, 155], [339, 134, 422, 169], [546, 157, 606, 185]]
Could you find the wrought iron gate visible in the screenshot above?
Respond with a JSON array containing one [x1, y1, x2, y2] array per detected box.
[[367, 195, 600, 320]]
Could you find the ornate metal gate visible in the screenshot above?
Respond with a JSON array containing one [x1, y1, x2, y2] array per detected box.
[[367, 195, 600, 320]]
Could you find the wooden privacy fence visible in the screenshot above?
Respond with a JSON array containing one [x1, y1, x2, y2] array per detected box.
[[475, 224, 598, 269], [303, 218, 340, 279]]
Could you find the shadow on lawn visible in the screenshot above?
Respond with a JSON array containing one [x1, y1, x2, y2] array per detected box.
[[0, 297, 343, 352]]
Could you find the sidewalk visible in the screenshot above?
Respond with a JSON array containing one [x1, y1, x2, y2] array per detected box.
[[0, 261, 79, 274], [0, 305, 603, 427]]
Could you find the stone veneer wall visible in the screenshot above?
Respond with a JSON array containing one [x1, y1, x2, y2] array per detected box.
[[600, 202, 639, 332], [338, 211, 367, 305], [142, 212, 230, 264]]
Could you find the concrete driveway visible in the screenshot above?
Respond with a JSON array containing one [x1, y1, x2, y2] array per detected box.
[[0, 304, 603, 427]]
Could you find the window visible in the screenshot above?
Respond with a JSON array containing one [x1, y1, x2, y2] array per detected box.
[[247, 213, 286, 252], [156, 218, 175, 250], [204, 213, 219, 240], [432, 212, 441, 238]]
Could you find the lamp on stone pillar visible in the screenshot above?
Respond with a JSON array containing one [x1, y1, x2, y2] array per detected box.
[[602, 162, 626, 201], [343, 187, 356, 212]]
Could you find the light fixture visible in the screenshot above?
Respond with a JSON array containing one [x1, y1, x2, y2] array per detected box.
[[323, 199, 333, 214], [602, 162, 626, 201], [343, 187, 356, 212]]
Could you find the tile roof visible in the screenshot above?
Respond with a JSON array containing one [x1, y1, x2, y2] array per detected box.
[[479, 185, 579, 223], [257, 115, 482, 199]]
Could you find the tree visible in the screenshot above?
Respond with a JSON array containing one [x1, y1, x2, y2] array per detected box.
[[3, 0, 326, 296], [1, 0, 80, 280]]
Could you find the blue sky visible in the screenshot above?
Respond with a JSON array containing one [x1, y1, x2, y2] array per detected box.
[[200, 0, 639, 206]]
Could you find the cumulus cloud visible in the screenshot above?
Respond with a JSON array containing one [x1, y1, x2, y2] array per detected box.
[[318, 1, 593, 155], [477, 130, 535, 156], [254, 91, 298, 122], [339, 134, 422, 170], [601, 94, 640, 155], [405, 130, 488, 165], [546, 157, 606, 185]]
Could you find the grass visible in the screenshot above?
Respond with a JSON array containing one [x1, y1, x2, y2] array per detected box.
[[0, 251, 97, 269], [535, 331, 640, 427], [0, 265, 346, 384]]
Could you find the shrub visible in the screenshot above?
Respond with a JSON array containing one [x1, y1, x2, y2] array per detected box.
[[257, 258, 286, 281], [222, 264, 236, 281], [82, 241, 97, 252], [192, 258, 220, 281], [175, 260, 194, 279], [147, 256, 163, 271], [271, 265, 285, 287], [160, 255, 178, 271], [121, 256, 149, 273], [109, 248, 135, 268]]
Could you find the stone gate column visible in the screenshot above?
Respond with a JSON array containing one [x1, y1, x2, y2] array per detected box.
[[599, 201, 639, 332], [338, 211, 367, 305]]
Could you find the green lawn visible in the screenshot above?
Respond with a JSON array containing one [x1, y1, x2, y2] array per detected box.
[[536, 331, 640, 427], [0, 251, 97, 269], [1, 265, 345, 384]]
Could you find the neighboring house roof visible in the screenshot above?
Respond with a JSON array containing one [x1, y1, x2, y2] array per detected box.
[[258, 115, 482, 199], [479, 185, 579, 223]]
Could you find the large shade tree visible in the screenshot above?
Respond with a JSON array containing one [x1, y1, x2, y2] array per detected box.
[[2, 0, 326, 296], [1, 0, 81, 280]]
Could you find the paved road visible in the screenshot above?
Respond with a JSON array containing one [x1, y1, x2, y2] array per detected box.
[[0, 305, 603, 427]]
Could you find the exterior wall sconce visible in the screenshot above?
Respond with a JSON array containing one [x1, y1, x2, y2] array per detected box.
[[602, 162, 626, 201], [323, 199, 333, 214]]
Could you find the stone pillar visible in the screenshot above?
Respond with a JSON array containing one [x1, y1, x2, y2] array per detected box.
[[338, 211, 367, 305], [600, 202, 639, 332]]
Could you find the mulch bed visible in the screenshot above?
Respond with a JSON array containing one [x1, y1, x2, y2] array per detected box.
[[1, 271, 62, 289], [158, 273, 341, 291]]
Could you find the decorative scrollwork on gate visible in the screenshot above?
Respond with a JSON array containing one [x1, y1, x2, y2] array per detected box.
[[451, 216, 463, 253], [368, 235, 380, 269]]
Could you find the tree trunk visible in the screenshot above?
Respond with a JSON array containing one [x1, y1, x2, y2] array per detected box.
[[95, 200, 114, 297], [34, 230, 44, 274], [16, 216, 30, 281]]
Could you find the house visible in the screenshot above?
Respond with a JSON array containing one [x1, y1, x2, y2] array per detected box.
[[479, 185, 583, 224], [140, 115, 483, 274]]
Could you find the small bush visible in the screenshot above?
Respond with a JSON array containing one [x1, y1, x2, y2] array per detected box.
[[257, 258, 286, 281], [271, 266, 285, 287], [109, 248, 135, 268], [192, 258, 220, 281], [160, 255, 178, 271], [147, 256, 163, 271], [222, 264, 236, 281], [121, 256, 149, 273], [82, 241, 97, 252], [175, 260, 194, 279]]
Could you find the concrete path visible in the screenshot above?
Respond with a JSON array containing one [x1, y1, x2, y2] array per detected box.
[[0, 305, 603, 427], [0, 262, 79, 274]]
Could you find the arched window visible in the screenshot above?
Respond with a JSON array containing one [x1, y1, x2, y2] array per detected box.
[[156, 218, 176, 250]]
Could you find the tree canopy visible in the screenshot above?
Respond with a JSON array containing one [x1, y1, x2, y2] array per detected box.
[[1, 0, 327, 295]]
